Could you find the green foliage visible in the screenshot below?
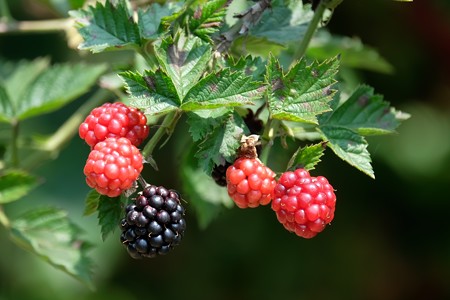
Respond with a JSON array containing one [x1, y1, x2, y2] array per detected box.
[[138, 3, 180, 40], [0, 59, 106, 122], [181, 146, 233, 229], [9, 207, 94, 288], [187, 0, 228, 42], [0, 170, 39, 204], [287, 142, 326, 171], [266, 54, 339, 124], [96, 192, 125, 241]]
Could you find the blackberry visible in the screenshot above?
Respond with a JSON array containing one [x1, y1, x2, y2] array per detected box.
[[211, 161, 232, 187], [119, 184, 186, 259]]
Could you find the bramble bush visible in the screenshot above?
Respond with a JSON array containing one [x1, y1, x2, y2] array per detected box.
[[0, 0, 410, 288]]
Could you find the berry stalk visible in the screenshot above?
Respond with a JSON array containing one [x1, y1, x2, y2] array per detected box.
[[141, 110, 182, 161]]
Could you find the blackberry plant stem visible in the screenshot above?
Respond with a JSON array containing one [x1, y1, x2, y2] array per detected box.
[[290, 0, 327, 67], [141, 110, 181, 160]]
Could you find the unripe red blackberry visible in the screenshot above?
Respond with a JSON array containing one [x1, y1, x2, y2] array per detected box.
[[79, 102, 149, 147], [120, 185, 186, 259], [84, 137, 143, 197], [226, 157, 276, 208], [272, 169, 336, 238]]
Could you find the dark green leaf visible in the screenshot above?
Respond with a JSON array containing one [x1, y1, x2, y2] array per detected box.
[[287, 142, 327, 171], [249, 1, 313, 45], [16, 63, 106, 120], [120, 70, 180, 116], [83, 189, 100, 216], [0, 170, 40, 204], [71, 0, 141, 53], [155, 34, 212, 100], [10, 207, 94, 288], [97, 194, 124, 241], [137, 3, 180, 39], [308, 31, 394, 74], [186, 108, 232, 142], [181, 69, 262, 111], [195, 112, 249, 174], [225, 55, 266, 82], [188, 0, 228, 42], [180, 146, 233, 229], [319, 126, 374, 178], [267, 55, 339, 124], [320, 85, 408, 135]]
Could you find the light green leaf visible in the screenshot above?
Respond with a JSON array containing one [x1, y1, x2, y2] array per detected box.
[[71, 0, 141, 53], [267, 55, 339, 124], [186, 108, 232, 142], [287, 142, 327, 171], [181, 69, 262, 111], [231, 35, 285, 58], [195, 112, 249, 174], [16, 63, 106, 120], [319, 126, 374, 178], [0, 84, 13, 123], [181, 147, 233, 229], [320, 85, 408, 135], [97, 194, 124, 241], [0, 170, 40, 204], [10, 207, 94, 288], [120, 70, 180, 116], [188, 0, 228, 42], [83, 189, 100, 216], [155, 34, 212, 100], [308, 31, 394, 74], [249, 1, 313, 45], [138, 3, 180, 39]]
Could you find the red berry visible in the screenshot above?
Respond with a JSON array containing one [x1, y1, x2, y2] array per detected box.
[[272, 169, 336, 238], [84, 137, 143, 197], [226, 158, 276, 208], [79, 102, 149, 147]]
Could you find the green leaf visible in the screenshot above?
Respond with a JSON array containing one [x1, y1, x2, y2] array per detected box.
[[249, 1, 313, 45], [0, 170, 40, 204], [308, 31, 394, 74], [287, 142, 327, 171], [97, 194, 124, 241], [266, 54, 339, 124], [224, 55, 266, 82], [120, 70, 180, 116], [10, 207, 94, 288], [181, 69, 262, 111], [83, 189, 100, 216], [71, 0, 141, 53], [319, 125, 374, 178], [181, 146, 233, 229], [155, 34, 212, 100], [195, 112, 249, 174], [16, 63, 106, 120], [320, 85, 408, 135], [186, 108, 232, 142], [188, 0, 228, 42], [137, 3, 179, 40], [0, 84, 12, 123]]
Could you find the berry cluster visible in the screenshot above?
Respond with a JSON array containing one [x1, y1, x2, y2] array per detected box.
[[272, 169, 336, 238], [79, 102, 149, 147], [226, 157, 276, 208], [120, 185, 186, 259], [80, 102, 149, 197]]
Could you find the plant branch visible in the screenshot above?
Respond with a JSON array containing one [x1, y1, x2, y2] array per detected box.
[[0, 0, 12, 22], [21, 88, 112, 171], [141, 110, 181, 160], [216, 0, 272, 53], [0, 18, 72, 34], [290, 0, 327, 67]]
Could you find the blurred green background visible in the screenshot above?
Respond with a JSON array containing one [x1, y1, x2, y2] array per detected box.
[[1, 0, 450, 299]]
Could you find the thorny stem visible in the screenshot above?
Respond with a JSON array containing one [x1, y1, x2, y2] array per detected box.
[[21, 89, 112, 171], [290, 0, 327, 67], [141, 110, 181, 160], [216, 0, 272, 53], [0, 205, 10, 229]]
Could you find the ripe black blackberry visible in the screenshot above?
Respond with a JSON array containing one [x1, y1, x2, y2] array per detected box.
[[120, 185, 186, 259], [211, 161, 232, 186]]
